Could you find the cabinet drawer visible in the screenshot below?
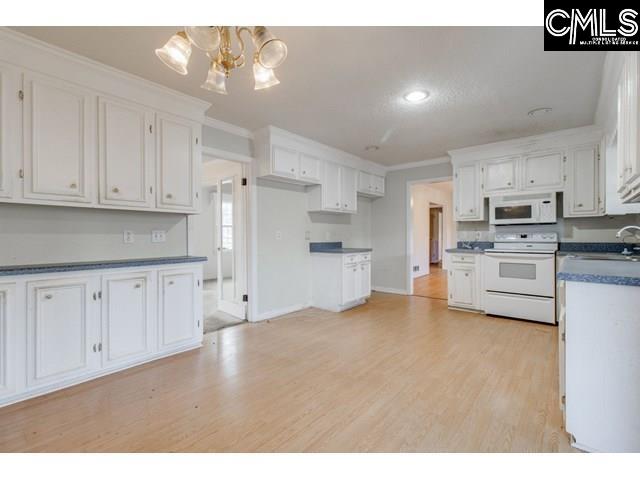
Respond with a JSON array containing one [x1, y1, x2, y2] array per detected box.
[[343, 254, 359, 265], [450, 254, 476, 264], [359, 253, 371, 263]]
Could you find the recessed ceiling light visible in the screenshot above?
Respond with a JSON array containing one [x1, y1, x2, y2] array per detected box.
[[403, 90, 430, 104], [527, 107, 553, 118], [365, 145, 380, 152]]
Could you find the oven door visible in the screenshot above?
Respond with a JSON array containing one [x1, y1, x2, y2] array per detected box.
[[484, 251, 555, 297], [490, 202, 538, 225]]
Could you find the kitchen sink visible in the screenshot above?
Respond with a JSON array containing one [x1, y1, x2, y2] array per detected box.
[[568, 254, 640, 262]]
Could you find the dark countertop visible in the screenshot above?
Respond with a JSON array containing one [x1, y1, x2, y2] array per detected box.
[[0, 256, 208, 277], [309, 241, 372, 254], [557, 256, 640, 287]]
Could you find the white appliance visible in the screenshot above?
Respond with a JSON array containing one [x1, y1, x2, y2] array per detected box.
[[489, 193, 557, 225], [483, 232, 558, 324]]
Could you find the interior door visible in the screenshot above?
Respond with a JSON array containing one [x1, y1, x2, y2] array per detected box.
[[98, 97, 154, 208], [23, 71, 95, 203], [216, 173, 247, 320]]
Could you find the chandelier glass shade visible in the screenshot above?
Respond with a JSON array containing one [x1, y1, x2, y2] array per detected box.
[[156, 26, 287, 93]]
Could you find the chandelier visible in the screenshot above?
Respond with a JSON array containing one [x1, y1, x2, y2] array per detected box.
[[155, 26, 288, 94]]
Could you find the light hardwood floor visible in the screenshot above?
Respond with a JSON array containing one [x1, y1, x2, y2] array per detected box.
[[413, 265, 448, 300], [0, 293, 572, 452]]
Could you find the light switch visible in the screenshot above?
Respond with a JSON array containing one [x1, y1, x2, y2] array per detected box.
[[123, 231, 135, 244], [152, 230, 167, 243]]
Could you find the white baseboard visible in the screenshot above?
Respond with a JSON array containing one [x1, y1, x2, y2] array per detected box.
[[372, 286, 408, 295], [254, 303, 310, 322]]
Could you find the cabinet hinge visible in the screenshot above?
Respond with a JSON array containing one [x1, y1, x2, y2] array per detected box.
[[241, 178, 248, 186], [195, 137, 199, 145], [561, 395, 566, 405], [149, 124, 153, 134], [18, 169, 24, 179], [561, 332, 566, 342], [242, 294, 248, 302], [195, 191, 199, 199], [563, 155, 567, 162], [150, 186, 153, 194], [98, 291, 102, 299], [18, 90, 24, 101]]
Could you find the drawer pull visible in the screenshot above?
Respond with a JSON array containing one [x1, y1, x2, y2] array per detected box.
[[168, 280, 174, 286], [166, 193, 173, 199], [134, 283, 142, 289], [70, 182, 77, 189], [112, 187, 120, 193], [44, 294, 53, 300]]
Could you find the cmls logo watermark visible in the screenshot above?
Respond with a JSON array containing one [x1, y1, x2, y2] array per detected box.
[[544, 2, 639, 50]]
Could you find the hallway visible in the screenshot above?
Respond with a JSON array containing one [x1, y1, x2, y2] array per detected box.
[[413, 264, 448, 300]]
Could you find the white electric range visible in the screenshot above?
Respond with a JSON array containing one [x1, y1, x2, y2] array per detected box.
[[483, 233, 558, 324]]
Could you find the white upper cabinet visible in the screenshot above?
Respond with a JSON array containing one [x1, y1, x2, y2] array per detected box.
[[26, 276, 100, 388], [357, 171, 385, 197], [617, 52, 640, 203], [98, 97, 155, 208], [101, 271, 155, 368], [156, 112, 199, 212], [340, 166, 357, 212], [321, 161, 342, 211], [482, 156, 518, 194], [299, 152, 321, 183], [0, 62, 20, 199], [272, 144, 299, 179], [22, 71, 95, 204], [454, 164, 484, 221], [522, 150, 565, 191], [564, 143, 604, 217]]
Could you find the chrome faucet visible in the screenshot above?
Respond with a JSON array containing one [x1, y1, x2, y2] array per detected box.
[[616, 225, 640, 239]]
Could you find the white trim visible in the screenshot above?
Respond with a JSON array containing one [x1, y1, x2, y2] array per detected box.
[[0, 28, 210, 115], [405, 176, 453, 296], [204, 116, 254, 139], [372, 286, 408, 295], [385, 156, 451, 172], [255, 303, 310, 322], [202, 146, 254, 164]]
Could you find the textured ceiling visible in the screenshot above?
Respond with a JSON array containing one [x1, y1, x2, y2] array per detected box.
[[12, 27, 605, 166]]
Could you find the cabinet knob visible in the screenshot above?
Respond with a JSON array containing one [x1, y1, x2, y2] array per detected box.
[[577, 203, 583, 207], [530, 180, 535, 184], [290, 168, 295, 172], [507, 182, 511, 186], [344, 203, 347, 207], [70, 182, 77, 189], [302, 170, 306, 174], [93, 344, 97, 353], [465, 273, 469, 277], [112, 187, 120, 193], [134, 283, 141, 289], [353, 268, 357, 272], [44, 294, 53, 300], [168, 280, 174, 286], [335, 202, 339, 207], [166, 193, 173, 199]]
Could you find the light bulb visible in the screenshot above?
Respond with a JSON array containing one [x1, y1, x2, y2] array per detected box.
[[253, 26, 288, 69], [155, 31, 192, 75], [201, 61, 228, 95], [253, 59, 280, 90]]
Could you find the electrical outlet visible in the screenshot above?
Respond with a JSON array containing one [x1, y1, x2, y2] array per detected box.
[[123, 231, 135, 244], [151, 230, 167, 243], [304, 230, 311, 241], [275, 230, 282, 240]]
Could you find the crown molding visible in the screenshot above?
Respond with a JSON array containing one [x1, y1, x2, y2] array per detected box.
[[202, 146, 254, 164], [0, 27, 211, 115], [385, 156, 451, 172], [203, 116, 254, 139]]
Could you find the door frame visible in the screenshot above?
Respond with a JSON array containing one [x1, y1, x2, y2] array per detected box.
[[189, 147, 258, 322], [406, 176, 452, 296]]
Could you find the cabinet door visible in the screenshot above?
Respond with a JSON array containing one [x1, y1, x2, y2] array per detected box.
[[358, 262, 371, 298], [340, 166, 357, 212], [564, 144, 603, 217], [156, 113, 198, 212], [299, 153, 321, 183], [482, 156, 518, 194], [159, 269, 200, 350], [522, 150, 565, 191], [99, 97, 155, 208], [342, 263, 358, 304], [358, 171, 372, 193], [27, 276, 100, 388], [0, 284, 16, 399], [449, 266, 475, 307], [272, 144, 298, 179], [372, 175, 385, 196], [101, 272, 154, 368], [0, 63, 20, 199], [23, 71, 95, 203], [455, 164, 483, 220], [322, 162, 342, 210]]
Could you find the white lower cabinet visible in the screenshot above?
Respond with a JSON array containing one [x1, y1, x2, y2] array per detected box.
[[26, 276, 101, 388], [312, 252, 371, 312], [101, 271, 155, 368], [447, 253, 482, 311], [0, 261, 204, 408]]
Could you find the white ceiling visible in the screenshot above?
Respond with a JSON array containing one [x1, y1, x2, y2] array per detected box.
[[12, 27, 605, 166]]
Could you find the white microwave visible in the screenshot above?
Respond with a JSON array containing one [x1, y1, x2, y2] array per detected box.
[[489, 193, 557, 225]]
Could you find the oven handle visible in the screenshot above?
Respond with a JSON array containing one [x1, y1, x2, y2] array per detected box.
[[484, 252, 556, 261]]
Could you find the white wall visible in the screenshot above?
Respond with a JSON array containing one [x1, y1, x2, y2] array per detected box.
[[0, 203, 187, 265], [410, 182, 455, 277], [371, 160, 453, 294]]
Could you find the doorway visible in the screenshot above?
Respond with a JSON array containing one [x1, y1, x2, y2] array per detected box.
[[408, 180, 455, 300], [192, 158, 248, 333]]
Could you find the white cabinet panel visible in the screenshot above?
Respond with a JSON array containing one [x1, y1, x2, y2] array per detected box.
[[564, 143, 603, 217], [342, 263, 358, 304], [358, 262, 371, 299], [27, 276, 99, 387], [617, 52, 640, 203], [522, 150, 565, 191], [455, 164, 483, 221], [340, 166, 357, 212], [101, 272, 154, 368], [0, 284, 16, 399], [23, 71, 95, 203], [449, 265, 475, 307], [156, 113, 198, 212], [159, 269, 199, 350], [272, 144, 298, 178], [358, 171, 372, 193], [322, 161, 342, 211], [99, 97, 154, 208], [483, 156, 518, 194], [372, 174, 385, 196], [299, 153, 321, 183], [0, 62, 20, 199]]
